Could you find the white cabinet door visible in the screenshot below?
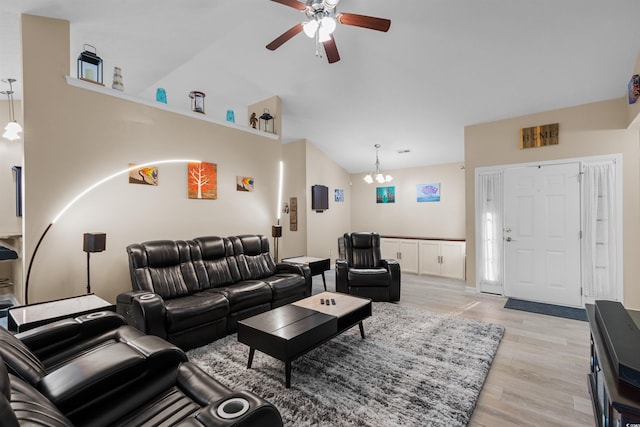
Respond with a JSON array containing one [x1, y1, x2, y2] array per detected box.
[[380, 238, 400, 260], [440, 242, 466, 280], [419, 241, 441, 276], [381, 238, 419, 274], [398, 240, 419, 274]]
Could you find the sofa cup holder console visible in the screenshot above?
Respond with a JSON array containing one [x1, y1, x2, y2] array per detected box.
[[216, 397, 250, 419]]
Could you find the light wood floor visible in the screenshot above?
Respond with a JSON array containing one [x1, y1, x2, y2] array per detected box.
[[316, 271, 594, 427]]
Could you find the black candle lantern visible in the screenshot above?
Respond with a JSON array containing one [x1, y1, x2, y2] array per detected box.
[[77, 44, 103, 85], [189, 91, 206, 114], [259, 109, 275, 134]]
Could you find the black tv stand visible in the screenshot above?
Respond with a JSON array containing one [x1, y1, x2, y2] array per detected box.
[[586, 302, 640, 426]]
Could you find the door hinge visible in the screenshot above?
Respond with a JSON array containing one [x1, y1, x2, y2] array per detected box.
[[579, 230, 582, 239]]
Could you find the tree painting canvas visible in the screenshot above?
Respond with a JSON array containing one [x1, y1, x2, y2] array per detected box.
[[188, 161, 217, 199], [129, 163, 158, 186]]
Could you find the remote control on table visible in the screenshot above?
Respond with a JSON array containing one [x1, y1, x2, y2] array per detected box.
[[331, 298, 336, 305], [321, 299, 325, 304], [325, 299, 331, 305]]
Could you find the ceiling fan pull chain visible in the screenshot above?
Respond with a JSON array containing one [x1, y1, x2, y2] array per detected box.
[[315, 30, 322, 59]]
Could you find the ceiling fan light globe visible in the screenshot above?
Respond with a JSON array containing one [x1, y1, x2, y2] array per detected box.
[[321, 16, 337, 34], [323, 0, 340, 10], [303, 20, 318, 38], [318, 27, 332, 42]]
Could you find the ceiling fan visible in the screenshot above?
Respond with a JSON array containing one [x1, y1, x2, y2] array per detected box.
[[266, 0, 391, 64]]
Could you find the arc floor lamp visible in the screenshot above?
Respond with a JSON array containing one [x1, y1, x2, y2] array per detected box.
[[24, 158, 201, 304]]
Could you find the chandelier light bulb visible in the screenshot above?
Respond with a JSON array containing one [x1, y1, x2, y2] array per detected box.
[[364, 174, 373, 184], [2, 121, 21, 141]]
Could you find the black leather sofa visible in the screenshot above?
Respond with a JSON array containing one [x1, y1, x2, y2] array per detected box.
[[117, 234, 311, 350], [0, 311, 282, 426]]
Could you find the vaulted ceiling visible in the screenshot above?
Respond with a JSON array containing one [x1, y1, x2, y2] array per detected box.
[[2, 0, 640, 173]]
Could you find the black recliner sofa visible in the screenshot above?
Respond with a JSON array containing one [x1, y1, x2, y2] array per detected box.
[[0, 311, 282, 426], [117, 234, 311, 350]]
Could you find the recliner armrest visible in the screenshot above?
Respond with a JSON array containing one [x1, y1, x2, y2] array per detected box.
[[381, 259, 401, 301], [335, 259, 349, 294], [275, 263, 312, 294], [195, 391, 283, 427], [116, 291, 167, 339], [16, 311, 127, 358]]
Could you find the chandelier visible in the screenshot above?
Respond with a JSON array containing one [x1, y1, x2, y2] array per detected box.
[[1, 78, 22, 141], [364, 144, 393, 184]]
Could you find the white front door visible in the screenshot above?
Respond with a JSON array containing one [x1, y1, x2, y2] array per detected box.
[[504, 163, 581, 307]]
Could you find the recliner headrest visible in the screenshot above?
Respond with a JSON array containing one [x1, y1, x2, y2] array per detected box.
[[237, 235, 263, 256], [193, 236, 227, 260], [142, 240, 189, 268], [351, 232, 374, 249]]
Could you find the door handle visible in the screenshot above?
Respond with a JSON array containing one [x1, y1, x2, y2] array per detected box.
[[505, 237, 512, 242], [505, 227, 512, 233]]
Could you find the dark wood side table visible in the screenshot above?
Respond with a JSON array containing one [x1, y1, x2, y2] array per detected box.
[[586, 303, 640, 426], [8, 294, 114, 332], [281, 256, 331, 291]]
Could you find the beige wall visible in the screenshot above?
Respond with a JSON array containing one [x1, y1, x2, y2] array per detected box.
[[21, 15, 284, 304], [465, 98, 640, 308], [280, 140, 307, 260], [350, 162, 466, 239], [305, 142, 352, 263]]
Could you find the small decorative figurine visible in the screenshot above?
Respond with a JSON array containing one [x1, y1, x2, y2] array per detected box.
[[249, 112, 258, 129], [226, 109, 235, 123], [189, 91, 205, 114], [156, 88, 167, 104], [111, 67, 124, 91]]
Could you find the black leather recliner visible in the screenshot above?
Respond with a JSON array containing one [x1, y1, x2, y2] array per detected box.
[[0, 311, 283, 426], [335, 232, 401, 302]]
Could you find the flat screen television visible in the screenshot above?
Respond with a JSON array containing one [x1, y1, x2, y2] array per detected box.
[[311, 185, 329, 212]]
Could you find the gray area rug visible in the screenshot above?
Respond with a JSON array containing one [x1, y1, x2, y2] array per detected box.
[[187, 303, 505, 427]]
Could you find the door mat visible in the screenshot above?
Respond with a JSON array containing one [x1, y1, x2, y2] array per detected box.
[[504, 298, 587, 321]]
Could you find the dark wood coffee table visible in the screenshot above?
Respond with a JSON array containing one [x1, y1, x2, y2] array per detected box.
[[237, 292, 372, 388]]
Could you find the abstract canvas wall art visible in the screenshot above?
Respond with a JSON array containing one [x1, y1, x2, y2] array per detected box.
[[417, 183, 440, 202], [188, 161, 217, 199], [236, 176, 254, 192], [335, 189, 344, 202], [376, 186, 395, 203], [129, 163, 158, 186]]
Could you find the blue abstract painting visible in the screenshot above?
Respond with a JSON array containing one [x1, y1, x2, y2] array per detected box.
[[417, 183, 440, 202]]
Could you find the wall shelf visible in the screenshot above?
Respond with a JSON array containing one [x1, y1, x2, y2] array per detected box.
[[65, 76, 279, 140]]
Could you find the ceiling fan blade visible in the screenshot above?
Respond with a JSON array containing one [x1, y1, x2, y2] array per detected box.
[[337, 13, 391, 32], [266, 23, 304, 51], [323, 35, 340, 64], [271, 0, 307, 11]]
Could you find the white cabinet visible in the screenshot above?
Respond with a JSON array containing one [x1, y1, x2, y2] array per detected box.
[[380, 238, 419, 274], [418, 240, 466, 280]]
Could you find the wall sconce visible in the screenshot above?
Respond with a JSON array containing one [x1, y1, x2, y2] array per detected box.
[[77, 44, 103, 85], [189, 91, 206, 114], [83, 233, 106, 294], [259, 109, 275, 133], [1, 78, 22, 141]]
